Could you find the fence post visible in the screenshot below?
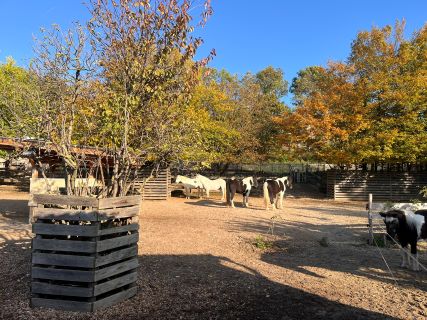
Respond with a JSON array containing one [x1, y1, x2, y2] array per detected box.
[[368, 193, 374, 245]]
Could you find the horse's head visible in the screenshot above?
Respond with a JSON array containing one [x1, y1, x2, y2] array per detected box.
[[175, 175, 182, 184], [379, 210, 403, 239], [250, 176, 259, 188], [286, 176, 293, 189]]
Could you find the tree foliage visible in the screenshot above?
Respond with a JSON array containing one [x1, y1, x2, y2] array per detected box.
[[281, 21, 427, 167], [0, 57, 40, 138]]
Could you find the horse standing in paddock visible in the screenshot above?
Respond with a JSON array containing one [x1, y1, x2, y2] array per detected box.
[[175, 175, 203, 199], [263, 176, 293, 210], [226, 176, 258, 208], [195, 174, 227, 201], [380, 209, 427, 271]]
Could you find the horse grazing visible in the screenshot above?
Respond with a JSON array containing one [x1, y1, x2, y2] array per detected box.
[[175, 175, 203, 199], [226, 176, 257, 208], [195, 174, 227, 201], [263, 176, 293, 210], [380, 209, 427, 271]]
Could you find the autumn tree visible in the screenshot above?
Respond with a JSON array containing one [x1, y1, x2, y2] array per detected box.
[[84, 0, 214, 196], [187, 66, 290, 165], [280, 21, 427, 169], [30, 23, 97, 195]]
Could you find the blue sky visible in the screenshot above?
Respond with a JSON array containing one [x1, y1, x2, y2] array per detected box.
[[0, 1, 426, 103]]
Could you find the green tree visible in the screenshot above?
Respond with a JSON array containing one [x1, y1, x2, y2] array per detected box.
[[0, 57, 40, 138]]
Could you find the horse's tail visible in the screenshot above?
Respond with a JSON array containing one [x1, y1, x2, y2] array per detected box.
[[263, 181, 270, 209], [226, 179, 231, 206]]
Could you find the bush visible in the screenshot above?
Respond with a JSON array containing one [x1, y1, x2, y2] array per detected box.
[[253, 235, 273, 250]]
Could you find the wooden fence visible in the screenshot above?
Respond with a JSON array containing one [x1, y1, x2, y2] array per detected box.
[[327, 170, 427, 201], [134, 167, 170, 200]]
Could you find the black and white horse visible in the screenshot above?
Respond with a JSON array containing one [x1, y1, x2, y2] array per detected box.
[[263, 176, 293, 210], [226, 176, 257, 208], [380, 209, 427, 271]]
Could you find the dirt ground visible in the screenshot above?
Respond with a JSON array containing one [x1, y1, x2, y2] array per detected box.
[[0, 185, 426, 320]]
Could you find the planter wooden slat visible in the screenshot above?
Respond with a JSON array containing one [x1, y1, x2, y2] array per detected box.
[[32, 252, 95, 268], [98, 195, 141, 209], [98, 223, 139, 236], [30, 194, 140, 312], [97, 233, 139, 252], [32, 267, 95, 282], [93, 286, 137, 311], [31, 298, 93, 312], [96, 246, 138, 267], [32, 282, 93, 297], [32, 223, 99, 237], [94, 272, 137, 296], [94, 258, 138, 281], [32, 208, 99, 221], [32, 194, 98, 207], [97, 206, 140, 220], [32, 238, 96, 253]]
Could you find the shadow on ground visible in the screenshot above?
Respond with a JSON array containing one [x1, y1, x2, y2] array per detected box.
[[184, 199, 227, 208], [0, 238, 396, 320], [0, 199, 29, 224], [229, 217, 427, 292]]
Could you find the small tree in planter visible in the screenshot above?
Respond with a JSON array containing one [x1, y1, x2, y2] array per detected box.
[[28, 0, 214, 311]]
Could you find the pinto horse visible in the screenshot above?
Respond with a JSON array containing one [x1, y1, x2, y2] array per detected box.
[[175, 175, 203, 199], [226, 176, 257, 208], [263, 176, 293, 210], [380, 209, 427, 271], [195, 174, 227, 201]]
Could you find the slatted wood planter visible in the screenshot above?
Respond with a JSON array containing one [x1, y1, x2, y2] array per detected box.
[[327, 170, 427, 201], [134, 167, 170, 200], [30, 194, 140, 312]]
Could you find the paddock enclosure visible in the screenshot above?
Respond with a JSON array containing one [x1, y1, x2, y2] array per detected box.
[[1, 185, 426, 319], [327, 170, 427, 201]]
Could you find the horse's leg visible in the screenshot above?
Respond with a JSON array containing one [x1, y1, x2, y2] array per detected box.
[[279, 191, 284, 209], [244, 190, 250, 207], [410, 241, 420, 271], [230, 189, 236, 208], [184, 187, 189, 199], [206, 189, 210, 199], [269, 189, 275, 210], [272, 194, 277, 210], [400, 245, 409, 268]]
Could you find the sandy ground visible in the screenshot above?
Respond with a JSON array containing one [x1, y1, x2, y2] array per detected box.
[[0, 186, 426, 319]]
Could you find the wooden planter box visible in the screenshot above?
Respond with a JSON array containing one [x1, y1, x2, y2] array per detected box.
[[29, 194, 140, 312]]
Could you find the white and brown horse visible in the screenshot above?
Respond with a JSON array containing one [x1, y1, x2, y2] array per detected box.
[[263, 176, 293, 210], [226, 176, 257, 208]]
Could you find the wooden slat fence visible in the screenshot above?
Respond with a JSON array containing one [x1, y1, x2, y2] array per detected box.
[[327, 170, 427, 201], [134, 167, 170, 200]]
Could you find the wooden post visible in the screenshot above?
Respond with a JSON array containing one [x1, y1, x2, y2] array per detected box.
[[368, 193, 374, 245]]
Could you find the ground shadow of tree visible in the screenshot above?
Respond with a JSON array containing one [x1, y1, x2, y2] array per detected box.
[[0, 198, 29, 224], [0, 238, 397, 319], [228, 217, 427, 292]]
